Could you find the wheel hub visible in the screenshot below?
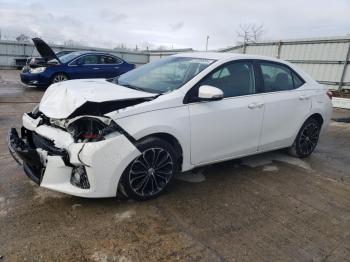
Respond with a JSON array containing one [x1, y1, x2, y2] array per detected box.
[[128, 148, 174, 197], [299, 122, 319, 155], [147, 168, 155, 176]]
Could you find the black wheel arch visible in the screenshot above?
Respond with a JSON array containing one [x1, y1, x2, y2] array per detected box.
[[136, 133, 183, 171], [294, 113, 324, 142], [308, 113, 324, 127]]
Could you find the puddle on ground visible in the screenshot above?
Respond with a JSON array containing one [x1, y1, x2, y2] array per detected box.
[[71, 203, 82, 210], [91, 251, 131, 262], [330, 121, 350, 130], [175, 170, 206, 183], [242, 152, 312, 171], [114, 210, 136, 223], [263, 165, 279, 172], [0, 196, 9, 218], [33, 187, 67, 203]]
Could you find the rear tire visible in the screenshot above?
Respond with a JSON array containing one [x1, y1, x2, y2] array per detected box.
[[51, 73, 68, 84], [288, 118, 321, 158], [119, 137, 178, 201]]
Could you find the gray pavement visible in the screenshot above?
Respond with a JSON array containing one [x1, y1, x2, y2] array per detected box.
[[0, 70, 349, 262]]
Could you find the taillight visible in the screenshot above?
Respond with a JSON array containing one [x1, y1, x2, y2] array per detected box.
[[326, 90, 333, 100]]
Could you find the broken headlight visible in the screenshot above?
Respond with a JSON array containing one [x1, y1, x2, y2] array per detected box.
[[66, 117, 119, 142]]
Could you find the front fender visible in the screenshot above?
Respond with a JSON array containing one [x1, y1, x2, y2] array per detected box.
[[115, 106, 193, 172]]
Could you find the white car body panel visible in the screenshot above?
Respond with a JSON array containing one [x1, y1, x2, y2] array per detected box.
[[39, 79, 155, 119], [189, 95, 264, 164], [36, 125, 75, 149], [258, 85, 313, 151], [116, 105, 193, 171], [11, 52, 333, 198], [36, 126, 141, 197], [22, 113, 141, 197]]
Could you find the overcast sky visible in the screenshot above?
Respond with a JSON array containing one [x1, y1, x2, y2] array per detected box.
[[0, 0, 349, 50]]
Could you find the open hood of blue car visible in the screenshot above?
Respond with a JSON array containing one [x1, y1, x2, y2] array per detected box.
[[32, 38, 60, 63]]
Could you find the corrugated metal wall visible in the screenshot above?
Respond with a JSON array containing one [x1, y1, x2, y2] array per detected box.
[[221, 37, 350, 91], [148, 49, 194, 62], [0, 40, 194, 68], [2, 37, 350, 91]]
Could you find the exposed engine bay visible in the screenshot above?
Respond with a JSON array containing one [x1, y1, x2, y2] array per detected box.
[[27, 98, 148, 144]]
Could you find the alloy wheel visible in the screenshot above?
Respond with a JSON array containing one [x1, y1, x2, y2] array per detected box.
[[298, 122, 319, 155], [53, 74, 68, 83], [128, 148, 174, 197]]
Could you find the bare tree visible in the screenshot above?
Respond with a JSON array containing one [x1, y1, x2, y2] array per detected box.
[[236, 23, 266, 44], [15, 33, 30, 42]]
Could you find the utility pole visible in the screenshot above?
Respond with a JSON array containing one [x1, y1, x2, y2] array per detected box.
[[205, 35, 209, 51]]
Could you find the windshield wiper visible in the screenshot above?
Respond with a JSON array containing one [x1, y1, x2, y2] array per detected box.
[[111, 78, 161, 94], [120, 83, 145, 92]]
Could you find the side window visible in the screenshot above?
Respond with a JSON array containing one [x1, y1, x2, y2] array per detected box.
[[100, 55, 121, 64], [78, 55, 98, 65], [292, 72, 304, 89], [200, 62, 256, 98], [260, 63, 294, 92]]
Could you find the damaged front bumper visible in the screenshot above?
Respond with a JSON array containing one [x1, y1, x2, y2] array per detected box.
[[7, 113, 141, 198]]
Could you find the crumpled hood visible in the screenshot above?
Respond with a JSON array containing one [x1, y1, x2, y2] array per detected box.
[[39, 79, 156, 119]]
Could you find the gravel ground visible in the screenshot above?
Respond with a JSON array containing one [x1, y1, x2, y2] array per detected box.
[[0, 70, 350, 262]]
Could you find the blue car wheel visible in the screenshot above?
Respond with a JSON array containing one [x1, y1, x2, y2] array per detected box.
[[52, 73, 68, 84]]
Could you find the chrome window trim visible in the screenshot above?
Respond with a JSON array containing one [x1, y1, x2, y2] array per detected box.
[[68, 54, 123, 67]]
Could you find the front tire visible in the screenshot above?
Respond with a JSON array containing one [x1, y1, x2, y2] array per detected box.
[[288, 118, 321, 158], [51, 73, 68, 84], [119, 137, 178, 201]]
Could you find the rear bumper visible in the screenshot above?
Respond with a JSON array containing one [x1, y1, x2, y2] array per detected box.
[[8, 113, 141, 198]]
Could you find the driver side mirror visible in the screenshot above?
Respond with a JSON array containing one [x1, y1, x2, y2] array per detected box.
[[198, 85, 224, 101]]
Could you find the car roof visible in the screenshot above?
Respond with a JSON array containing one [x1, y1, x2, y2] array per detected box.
[[173, 52, 286, 63], [69, 51, 119, 56]]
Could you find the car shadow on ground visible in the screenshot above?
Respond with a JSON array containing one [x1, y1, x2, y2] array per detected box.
[[38, 149, 310, 208]]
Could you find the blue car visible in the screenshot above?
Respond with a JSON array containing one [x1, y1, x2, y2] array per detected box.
[[20, 38, 135, 87]]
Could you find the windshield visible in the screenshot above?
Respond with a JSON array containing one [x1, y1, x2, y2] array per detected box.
[[56, 51, 73, 58], [59, 52, 83, 63], [114, 56, 215, 93]]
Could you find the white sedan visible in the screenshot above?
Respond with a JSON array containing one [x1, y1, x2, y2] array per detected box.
[[8, 52, 332, 200]]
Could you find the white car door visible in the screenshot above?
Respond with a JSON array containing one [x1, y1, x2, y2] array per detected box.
[[187, 61, 264, 165], [257, 61, 312, 151]]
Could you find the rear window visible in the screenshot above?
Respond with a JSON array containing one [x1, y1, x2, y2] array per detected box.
[[260, 62, 304, 92], [100, 55, 122, 64], [292, 72, 304, 88]]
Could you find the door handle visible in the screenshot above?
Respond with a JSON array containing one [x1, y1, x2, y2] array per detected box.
[[248, 102, 264, 109], [114, 67, 119, 69], [256, 102, 264, 108], [93, 67, 100, 70], [299, 95, 310, 100], [248, 103, 258, 109]]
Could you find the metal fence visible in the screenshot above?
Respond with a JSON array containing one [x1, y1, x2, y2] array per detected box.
[[220, 36, 350, 91], [0, 40, 195, 68], [148, 48, 194, 62], [2, 37, 350, 91], [0, 40, 149, 68]]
